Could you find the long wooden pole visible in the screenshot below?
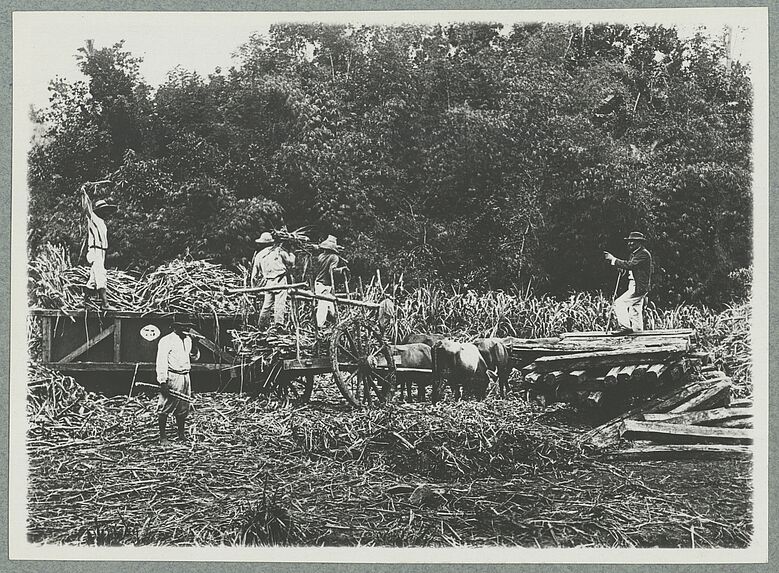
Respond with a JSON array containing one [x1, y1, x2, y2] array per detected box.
[[224, 282, 308, 295], [289, 288, 380, 309]]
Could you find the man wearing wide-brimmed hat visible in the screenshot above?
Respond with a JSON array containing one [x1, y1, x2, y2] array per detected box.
[[156, 317, 196, 445], [314, 235, 348, 328], [603, 231, 653, 335], [251, 231, 296, 332], [81, 187, 117, 310]]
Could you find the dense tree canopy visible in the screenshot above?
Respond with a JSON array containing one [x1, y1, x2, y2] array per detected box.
[[27, 23, 753, 307]]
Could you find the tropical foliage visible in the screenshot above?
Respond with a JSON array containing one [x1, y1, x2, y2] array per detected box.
[[27, 23, 753, 307]]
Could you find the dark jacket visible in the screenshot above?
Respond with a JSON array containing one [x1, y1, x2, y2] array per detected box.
[[613, 245, 652, 296]]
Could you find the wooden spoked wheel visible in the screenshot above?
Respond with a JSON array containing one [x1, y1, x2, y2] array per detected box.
[[275, 373, 315, 406], [330, 317, 396, 408]]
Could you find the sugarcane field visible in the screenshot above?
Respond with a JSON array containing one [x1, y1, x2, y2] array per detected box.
[[13, 9, 767, 562]]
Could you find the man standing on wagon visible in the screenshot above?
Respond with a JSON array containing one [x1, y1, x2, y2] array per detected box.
[[81, 186, 117, 310], [314, 235, 348, 328], [156, 318, 195, 445], [251, 232, 296, 332], [603, 231, 653, 335]]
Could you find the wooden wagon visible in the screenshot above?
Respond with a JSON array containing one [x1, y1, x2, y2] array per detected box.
[[30, 284, 402, 409]]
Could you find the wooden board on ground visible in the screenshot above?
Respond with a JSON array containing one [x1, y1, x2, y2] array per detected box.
[[642, 378, 722, 414], [621, 420, 753, 444], [579, 378, 728, 448], [642, 407, 753, 426], [605, 444, 751, 461], [666, 379, 731, 414]]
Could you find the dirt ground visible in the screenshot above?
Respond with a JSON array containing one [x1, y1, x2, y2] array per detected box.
[[26, 379, 754, 548]]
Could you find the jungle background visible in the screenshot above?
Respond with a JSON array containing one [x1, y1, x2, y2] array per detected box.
[[27, 22, 753, 308]]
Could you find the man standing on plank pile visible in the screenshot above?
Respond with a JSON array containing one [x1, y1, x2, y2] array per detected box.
[[251, 232, 296, 333], [314, 235, 349, 328], [81, 186, 117, 310], [156, 318, 195, 445], [603, 231, 653, 335]]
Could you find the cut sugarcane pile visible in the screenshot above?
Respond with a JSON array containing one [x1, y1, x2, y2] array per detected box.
[[579, 368, 753, 460], [508, 330, 704, 409], [29, 243, 256, 314]]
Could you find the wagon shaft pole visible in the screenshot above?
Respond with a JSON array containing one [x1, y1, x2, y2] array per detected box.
[[289, 289, 381, 309], [224, 282, 308, 295]]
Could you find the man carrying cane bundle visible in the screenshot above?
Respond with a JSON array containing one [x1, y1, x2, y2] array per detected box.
[[250, 232, 296, 333], [156, 318, 195, 445], [603, 231, 653, 335]]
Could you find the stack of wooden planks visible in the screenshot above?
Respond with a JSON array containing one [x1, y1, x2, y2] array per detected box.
[[579, 368, 754, 460], [507, 329, 706, 409]]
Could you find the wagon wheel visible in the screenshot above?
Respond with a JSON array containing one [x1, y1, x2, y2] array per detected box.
[[330, 316, 396, 408], [274, 373, 315, 406]]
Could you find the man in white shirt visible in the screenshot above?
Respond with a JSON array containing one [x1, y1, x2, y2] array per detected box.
[[156, 319, 195, 444], [250, 232, 296, 332], [81, 187, 117, 310]]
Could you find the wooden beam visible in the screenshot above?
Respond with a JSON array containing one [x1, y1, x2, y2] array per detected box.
[[289, 288, 381, 309], [29, 308, 259, 320], [718, 418, 753, 429], [543, 370, 564, 386], [617, 365, 636, 385], [530, 349, 682, 373], [283, 357, 333, 371], [643, 407, 753, 425], [567, 369, 587, 384], [56, 324, 115, 364], [643, 379, 721, 413], [630, 364, 649, 383], [605, 444, 751, 461], [113, 318, 122, 362], [667, 380, 731, 414], [621, 419, 752, 444], [645, 362, 670, 381], [560, 329, 694, 338], [44, 362, 230, 372], [224, 282, 308, 294], [604, 366, 621, 386], [580, 378, 723, 448]]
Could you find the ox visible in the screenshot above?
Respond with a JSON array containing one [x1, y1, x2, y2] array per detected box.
[[390, 343, 433, 402], [431, 340, 497, 403], [473, 338, 512, 397], [401, 333, 445, 347]]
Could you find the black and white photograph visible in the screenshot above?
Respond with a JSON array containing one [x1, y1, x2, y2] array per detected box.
[[9, 8, 769, 562]]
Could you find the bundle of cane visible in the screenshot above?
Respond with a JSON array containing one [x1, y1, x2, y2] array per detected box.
[[133, 258, 251, 314], [29, 244, 138, 310], [271, 227, 315, 251]]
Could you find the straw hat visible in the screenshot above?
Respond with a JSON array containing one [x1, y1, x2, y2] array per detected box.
[[255, 232, 275, 245], [171, 317, 195, 330], [624, 231, 646, 241], [318, 235, 342, 252], [93, 199, 117, 214]]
